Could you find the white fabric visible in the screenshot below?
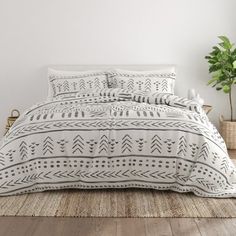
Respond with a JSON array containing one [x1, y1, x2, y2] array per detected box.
[[108, 68, 176, 94], [47, 68, 109, 98], [0, 88, 235, 197]]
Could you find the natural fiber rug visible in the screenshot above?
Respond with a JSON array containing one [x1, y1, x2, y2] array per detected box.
[[0, 189, 236, 218]]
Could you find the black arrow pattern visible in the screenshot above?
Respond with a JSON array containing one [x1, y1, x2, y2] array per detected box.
[[121, 135, 132, 153], [177, 136, 187, 156], [109, 139, 118, 153], [0, 160, 228, 195], [19, 141, 28, 160], [199, 142, 210, 160], [220, 157, 230, 174], [79, 79, 85, 90], [87, 80, 94, 89], [196, 178, 218, 192], [0, 152, 5, 166], [151, 135, 162, 153], [7, 118, 211, 143], [154, 81, 160, 91], [94, 77, 101, 89], [5, 150, 15, 163], [135, 138, 147, 152], [63, 80, 69, 92], [50, 72, 108, 98], [29, 142, 39, 156], [0, 87, 235, 197], [43, 137, 54, 155], [161, 79, 168, 92], [57, 139, 68, 153], [212, 152, 220, 164], [72, 81, 78, 91], [111, 70, 175, 94], [99, 135, 109, 154], [127, 79, 134, 90], [189, 143, 199, 158], [72, 135, 84, 154], [86, 139, 98, 154], [144, 79, 151, 92], [164, 139, 175, 153], [56, 84, 62, 93]]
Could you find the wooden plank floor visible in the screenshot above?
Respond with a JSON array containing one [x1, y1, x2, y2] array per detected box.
[[229, 150, 236, 159], [0, 150, 235, 236], [0, 217, 236, 236]]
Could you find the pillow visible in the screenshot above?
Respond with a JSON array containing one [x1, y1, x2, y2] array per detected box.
[[108, 68, 176, 94], [48, 68, 109, 98]]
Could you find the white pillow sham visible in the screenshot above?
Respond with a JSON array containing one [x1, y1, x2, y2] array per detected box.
[[108, 68, 176, 94], [48, 68, 109, 98]]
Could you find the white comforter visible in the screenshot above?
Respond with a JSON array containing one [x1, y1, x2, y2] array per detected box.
[[0, 88, 235, 197]]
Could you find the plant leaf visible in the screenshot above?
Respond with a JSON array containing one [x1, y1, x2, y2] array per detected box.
[[213, 70, 222, 76], [219, 36, 232, 49], [233, 60, 236, 69], [205, 56, 211, 60], [207, 77, 219, 85], [223, 85, 230, 93]]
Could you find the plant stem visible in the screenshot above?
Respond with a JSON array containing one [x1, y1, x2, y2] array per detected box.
[[229, 89, 233, 121]]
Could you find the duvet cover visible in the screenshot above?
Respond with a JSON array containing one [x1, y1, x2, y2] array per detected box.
[[0, 88, 236, 197]]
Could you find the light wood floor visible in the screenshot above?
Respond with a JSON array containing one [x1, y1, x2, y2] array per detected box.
[[229, 150, 236, 159], [0, 150, 235, 236], [0, 217, 236, 236]]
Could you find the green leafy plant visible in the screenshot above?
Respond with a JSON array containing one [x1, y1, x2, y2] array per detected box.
[[205, 36, 236, 121]]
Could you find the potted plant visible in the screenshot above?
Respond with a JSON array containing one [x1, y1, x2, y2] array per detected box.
[[205, 36, 236, 149]]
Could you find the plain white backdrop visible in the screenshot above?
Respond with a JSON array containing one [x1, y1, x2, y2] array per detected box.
[[0, 0, 236, 135]]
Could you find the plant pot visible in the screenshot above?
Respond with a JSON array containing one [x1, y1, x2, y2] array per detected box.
[[4, 109, 20, 135], [219, 115, 236, 149]]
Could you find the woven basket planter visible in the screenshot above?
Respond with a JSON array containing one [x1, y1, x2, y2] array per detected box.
[[220, 116, 236, 149], [4, 109, 20, 135]]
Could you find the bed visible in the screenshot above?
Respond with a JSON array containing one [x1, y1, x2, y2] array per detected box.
[[0, 65, 236, 197]]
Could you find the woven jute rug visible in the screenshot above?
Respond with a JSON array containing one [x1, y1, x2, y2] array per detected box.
[[0, 189, 236, 218]]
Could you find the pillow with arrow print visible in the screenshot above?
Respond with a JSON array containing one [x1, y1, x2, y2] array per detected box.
[[107, 68, 176, 94], [48, 68, 109, 99]]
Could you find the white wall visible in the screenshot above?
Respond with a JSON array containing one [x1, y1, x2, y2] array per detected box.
[[0, 0, 236, 135]]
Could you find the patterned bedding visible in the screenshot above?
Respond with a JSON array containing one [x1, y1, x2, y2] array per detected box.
[[0, 88, 236, 197]]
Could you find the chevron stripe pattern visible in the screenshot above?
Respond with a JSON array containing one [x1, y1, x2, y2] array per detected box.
[[177, 136, 187, 156], [43, 137, 54, 155], [199, 142, 210, 160], [109, 69, 176, 94], [122, 134, 133, 153], [99, 135, 109, 154], [151, 135, 162, 153], [19, 141, 28, 160], [0, 88, 235, 197], [48, 69, 108, 98], [72, 135, 84, 154]]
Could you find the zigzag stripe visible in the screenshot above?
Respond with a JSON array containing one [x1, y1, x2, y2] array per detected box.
[[0, 168, 221, 193]]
